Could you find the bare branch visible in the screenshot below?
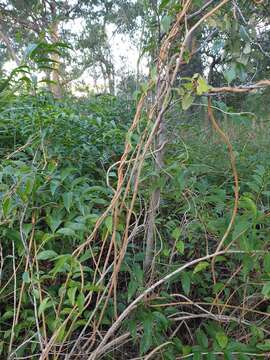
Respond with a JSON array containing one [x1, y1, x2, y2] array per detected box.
[[188, 0, 217, 20], [209, 79, 270, 94], [0, 23, 20, 65]]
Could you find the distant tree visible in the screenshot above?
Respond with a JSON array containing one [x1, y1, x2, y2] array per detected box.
[[0, 0, 79, 97], [0, 0, 143, 96]]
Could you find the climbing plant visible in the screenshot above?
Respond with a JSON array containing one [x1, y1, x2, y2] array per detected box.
[[1, 1, 270, 359]]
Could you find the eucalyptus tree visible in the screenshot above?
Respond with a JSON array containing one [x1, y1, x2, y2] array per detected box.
[[0, 0, 144, 96], [0, 0, 84, 97]]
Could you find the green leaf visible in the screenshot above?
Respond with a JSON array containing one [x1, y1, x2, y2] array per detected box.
[[22, 271, 31, 283], [196, 329, 208, 349], [193, 261, 209, 274], [128, 279, 138, 301], [37, 250, 58, 261], [251, 324, 264, 341], [56, 322, 66, 342], [67, 287, 77, 306], [224, 351, 233, 360], [223, 67, 236, 84], [84, 283, 102, 292], [182, 345, 192, 355], [181, 272, 191, 296], [172, 227, 181, 240], [50, 180, 60, 195], [243, 43, 251, 55], [51, 255, 71, 276], [193, 351, 201, 360], [176, 240, 185, 254], [41, 233, 56, 244], [76, 292, 85, 313], [236, 62, 247, 81], [257, 340, 270, 351], [232, 217, 249, 241], [17, 188, 28, 202], [46, 214, 62, 233], [105, 216, 113, 234], [173, 337, 183, 352], [79, 250, 93, 263], [240, 196, 257, 217], [23, 224, 32, 237], [63, 192, 73, 212], [159, 0, 170, 11], [140, 316, 153, 355], [2, 197, 11, 217], [128, 320, 137, 341], [262, 282, 270, 298], [38, 297, 52, 317], [264, 254, 270, 273], [216, 332, 228, 349], [2, 311, 14, 321], [24, 43, 39, 59], [25, 177, 33, 195], [161, 15, 172, 33], [213, 282, 224, 294], [153, 311, 169, 330], [57, 228, 76, 237], [182, 93, 194, 110], [32, 288, 40, 299], [197, 76, 209, 95]]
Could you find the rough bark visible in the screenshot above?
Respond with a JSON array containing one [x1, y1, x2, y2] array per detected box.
[[108, 72, 115, 95], [50, 21, 62, 98], [144, 109, 166, 273]]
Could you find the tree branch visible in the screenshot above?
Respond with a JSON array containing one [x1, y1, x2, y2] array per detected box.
[[188, 0, 217, 20], [0, 23, 20, 65], [209, 79, 270, 94]]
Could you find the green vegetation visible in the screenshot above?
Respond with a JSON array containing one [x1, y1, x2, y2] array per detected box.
[[0, 0, 270, 359]]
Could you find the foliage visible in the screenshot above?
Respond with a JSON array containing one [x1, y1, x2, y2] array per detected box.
[[0, 89, 134, 356], [0, 77, 270, 359], [0, 0, 270, 359]]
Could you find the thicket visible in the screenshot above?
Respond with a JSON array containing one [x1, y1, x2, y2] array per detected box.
[[1, 0, 270, 360]]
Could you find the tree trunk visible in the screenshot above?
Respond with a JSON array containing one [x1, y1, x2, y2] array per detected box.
[[50, 21, 62, 98], [105, 61, 115, 95], [108, 73, 115, 95], [143, 1, 165, 275], [144, 115, 166, 273]]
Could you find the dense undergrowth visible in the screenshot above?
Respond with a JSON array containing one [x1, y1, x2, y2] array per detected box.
[[1, 0, 270, 358], [1, 90, 270, 359], [0, 93, 133, 357]]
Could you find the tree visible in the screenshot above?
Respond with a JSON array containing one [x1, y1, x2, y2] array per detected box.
[[0, 0, 81, 97], [0, 0, 144, 96]]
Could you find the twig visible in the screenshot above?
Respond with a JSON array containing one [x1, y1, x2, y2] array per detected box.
[[207, 97, 239, 284], [87, 250, 243, 360]]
